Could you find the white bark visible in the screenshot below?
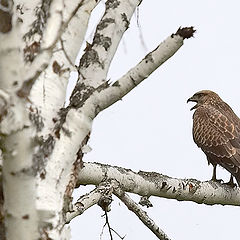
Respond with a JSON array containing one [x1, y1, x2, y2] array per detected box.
[[78, 0, 142, 88], [65, 186, 105, 224], [0, 0, 99, 239], [0, 0, 195, 239], [66, 181, 114, 223], [0, 1, 40, 234], [78, 162, 240, 206], [30, 0, 98, 136], [95, 34, 186, 112]]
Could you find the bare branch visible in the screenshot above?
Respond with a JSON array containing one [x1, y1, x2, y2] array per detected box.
[[60, 38, 75, 67], [42, 0, 84, 50], [65, 181, 114, 223], [114, 185, 171, 240], [77, 162, 240, 206], [94, 27, 195, 113], [76, 0, 143, 90]]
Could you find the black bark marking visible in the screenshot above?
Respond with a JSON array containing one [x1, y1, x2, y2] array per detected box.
[[52, 60, 61, 74], [23, 41, 40, 62], [96, 81, 110, 93], [16, 4, 24, 14], [54, 107, 69, 139], [112, 81, 120, 87], [69, 81, 109, 109], [23, 0, 52, 40], [52, 61, 69, 76], [54, 81, 109, 138], [32, 135, 55, 178], [79, 49, 103, 69], [130, 76, 137, 86], [139, 196, 153, 208], [29, 105, 44, 132], [160, 181, 167, 189], [145, 52, 154, 64], [121, 13, 129, 29], [97, 18, 115, 31], [0, 97, 8, 123], [93, 33, 112, 51], [138, 171, 177, 193], [171, 26, 195, 39], [62, 126, 71, 137], [181, 182, 186, 190], [69, 83, 95, 108], [166, 186, 172, 191], [106, 0, 120, 10]]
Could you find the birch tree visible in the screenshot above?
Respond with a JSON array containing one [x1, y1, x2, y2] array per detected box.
[[0, 0, 239, 240]]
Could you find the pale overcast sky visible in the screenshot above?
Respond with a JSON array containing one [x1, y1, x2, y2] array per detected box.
[[71, 1, 240, 239]]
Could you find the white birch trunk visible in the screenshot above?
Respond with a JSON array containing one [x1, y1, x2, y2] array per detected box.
[[0, 0, 195, 239]]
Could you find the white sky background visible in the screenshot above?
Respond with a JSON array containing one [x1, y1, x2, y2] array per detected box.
[[70, 0, 240, 239]]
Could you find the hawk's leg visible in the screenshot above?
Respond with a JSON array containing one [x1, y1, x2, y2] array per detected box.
[[211, 164, 223, 183], [224, 175, 236, 188]]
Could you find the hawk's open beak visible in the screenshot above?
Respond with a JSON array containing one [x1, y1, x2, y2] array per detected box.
[[187, 97, 198, 111]]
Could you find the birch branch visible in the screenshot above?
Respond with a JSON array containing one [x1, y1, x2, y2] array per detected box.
[[114, 185, 171, 240], [77, 162, 240, 206], [65, 181, 113, 223], [29, 0, 99, 135], [75, 0, 142, 90], [66, 179, 170, 240], [94, 27, 195, 112]]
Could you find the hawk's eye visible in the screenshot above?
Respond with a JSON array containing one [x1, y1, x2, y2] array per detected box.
[[197, 93, 205, 98]]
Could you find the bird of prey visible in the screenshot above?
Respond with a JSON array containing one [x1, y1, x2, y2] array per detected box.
[[187, 90, 240, 186]]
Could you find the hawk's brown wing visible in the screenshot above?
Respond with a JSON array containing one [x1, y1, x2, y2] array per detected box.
[[193, 105, 240, 183]]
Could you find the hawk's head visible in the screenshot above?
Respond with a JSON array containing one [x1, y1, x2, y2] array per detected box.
[[187, 90, 220, 111]]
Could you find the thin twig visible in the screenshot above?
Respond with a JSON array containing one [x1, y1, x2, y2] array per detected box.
[[105, 211, 114, 240], [60, 38, 75, 67], [113, 186, 171, 240], [42, 0, 87, 51], [100, 211, 125, 240]]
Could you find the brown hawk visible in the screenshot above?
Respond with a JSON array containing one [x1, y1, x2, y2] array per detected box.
[[187, 90, 240, 186]]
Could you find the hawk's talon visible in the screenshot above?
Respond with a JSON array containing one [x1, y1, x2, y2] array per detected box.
[[210, 178, 223, 184], [223, 175, 237, 188]]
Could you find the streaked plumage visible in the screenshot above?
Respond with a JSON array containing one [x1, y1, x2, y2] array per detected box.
[[187, 90, 240, 186]]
